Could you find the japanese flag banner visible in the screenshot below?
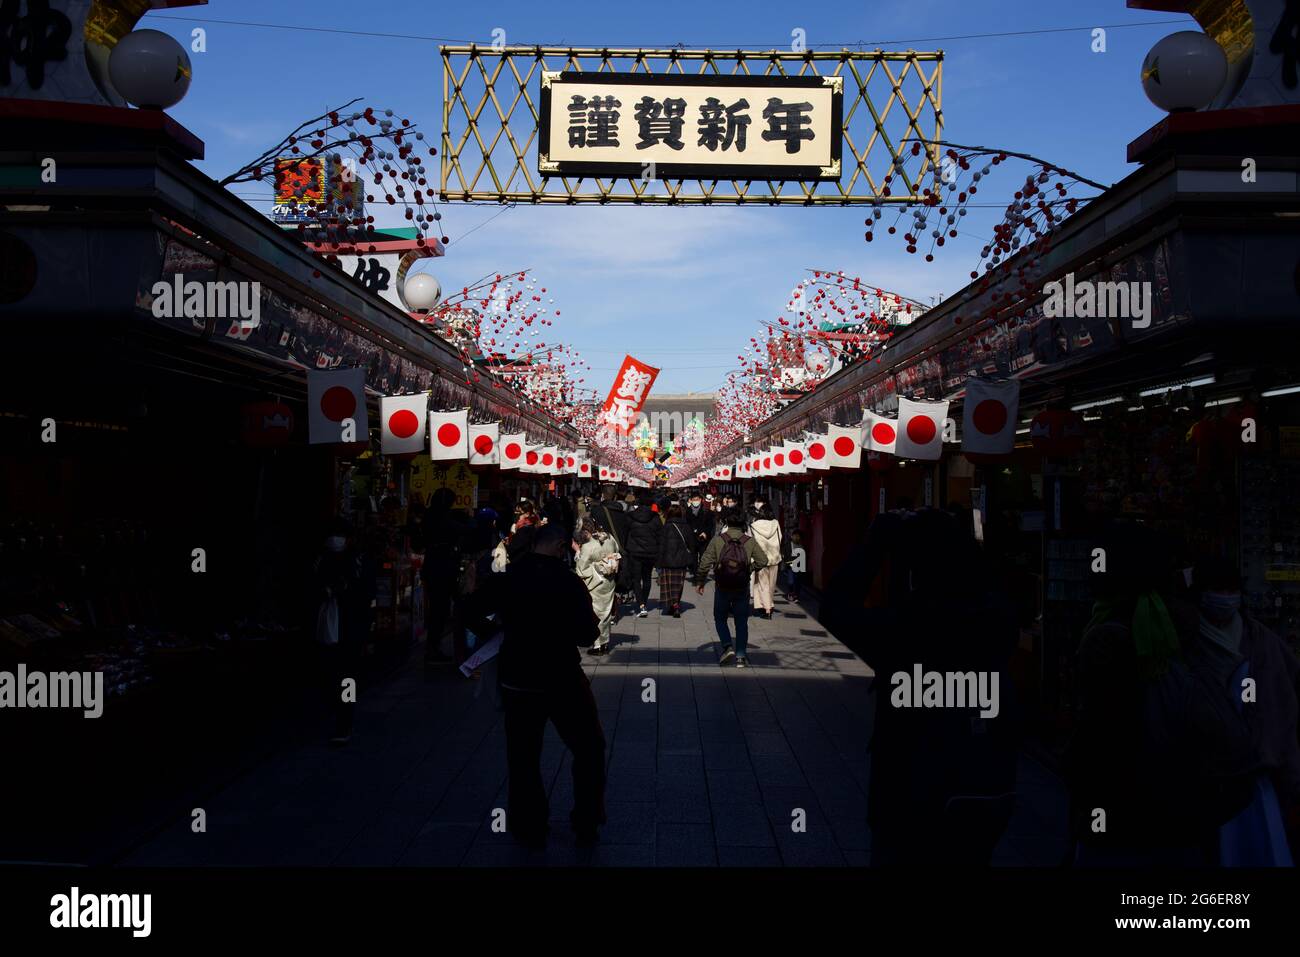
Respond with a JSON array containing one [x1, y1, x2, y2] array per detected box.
[[961, 379, 1020, 455], [804, 433, 831, 470], [827, 424, 862, 468], [861, 409, 898, 455], [380, 393, 427, 455], [308, 368, 369, 445], [538, 446, 559, 474], [786, 440, 809, 474], [895, 398, 949, 460], [598, 356, 660, 435], [760, 451, 774, 477], [597, 464, 611, 481], [718, 464, 733, 480], [469, 422, 500, 465], [577, 458, 593, 479], [520, 445, 543, 474], [429, 410, 469, 461], [772, 444, 789, 475], [499, 433, 526, 470]]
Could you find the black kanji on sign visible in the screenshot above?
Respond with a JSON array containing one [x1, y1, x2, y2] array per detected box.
[[634, 96, 687, 150], [761, 98, 816, 154], [567, 94, 622, 148], [0, 0, 72, 90], [697, 97, 751, 152]]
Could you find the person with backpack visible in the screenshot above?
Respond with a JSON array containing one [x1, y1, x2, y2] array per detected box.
[[574, 516, 620, 656], [696, 508, 770, 668], [656, 504, 694, 618]]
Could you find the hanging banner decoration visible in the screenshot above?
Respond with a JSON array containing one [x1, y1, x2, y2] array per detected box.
[[826, 424, 862, 469], [539, 446, 560, 475], [380, 393, 428, 455], [895, 398, 950, 460], [786, 439, 809, 474], [961, 379, 1020, 456], [540, 73, 843, 182], [577, 458, 593, 478], [308, 368, 370, 445], [468, 422, 500, 465], [598, 355, 660, 434], [805, 433, 831, 470], [500, 433, 526, 470], [861, 409, 898, 455], [521, 444, 543, 474], [429, 409, 469, 461]]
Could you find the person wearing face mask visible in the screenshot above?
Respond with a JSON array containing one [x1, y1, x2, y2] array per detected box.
[[1187, 557, 1300, 865], [685, 491, 715, 585]]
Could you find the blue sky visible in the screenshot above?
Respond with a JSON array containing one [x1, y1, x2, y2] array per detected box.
[[148, 0, 1193, 394]]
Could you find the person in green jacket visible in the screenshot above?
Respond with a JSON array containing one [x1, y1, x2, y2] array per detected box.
[[696, 508, 770, 668]]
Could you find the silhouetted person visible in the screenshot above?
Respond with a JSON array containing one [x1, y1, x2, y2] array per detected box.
[[494, 525, 606, 847], [820, 508, 1019, 865], [421, 488, 461, 664], [312, 519, 377, 745], [623, 495, 663, 618]]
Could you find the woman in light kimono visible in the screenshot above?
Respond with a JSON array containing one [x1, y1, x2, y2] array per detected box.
[[574, 516, 619, 657]]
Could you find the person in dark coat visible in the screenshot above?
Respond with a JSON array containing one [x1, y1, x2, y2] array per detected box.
[[312, 519, 377, 745], [421, 488, 463, 664], [819, 508, 1019, 866], [623, 496, 663, 618], [485, 524, 606, 848], [656, 504, 694, 618], [685, 491, 716, 585]]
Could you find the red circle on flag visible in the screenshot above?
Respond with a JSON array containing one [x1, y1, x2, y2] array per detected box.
[[906, 416, 936, 445], [437, 422, 462, 446], [526, 451, 539, 465], [774, 454, 785, 466], [389, 409, 420, 438], [580, 464, 589, 473], [504, 442, 522, 459], [809, 442, 826, 460], [542, 452, 554, 466], [763, 457, 772, 469], [972, 399, 1007, 435], [833, 436, 855, 456], [473, 434, 494, 455], [790, 449, 804, 464], [567, 457, 575, 467], [321, 386, 356, 422], [871, 422, 896, 445]]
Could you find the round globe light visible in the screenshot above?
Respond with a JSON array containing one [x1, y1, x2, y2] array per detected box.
[[108, 30, 192, 109], [402, 272, 442, 312], [1140, 31, 1227, 112]]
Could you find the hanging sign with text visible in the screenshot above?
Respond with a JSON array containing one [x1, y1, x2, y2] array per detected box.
[[599, 355, 660, 435], [539, 72, 843, 181]]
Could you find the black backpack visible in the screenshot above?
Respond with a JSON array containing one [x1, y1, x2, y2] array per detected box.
[[715, 534, 751, 590]]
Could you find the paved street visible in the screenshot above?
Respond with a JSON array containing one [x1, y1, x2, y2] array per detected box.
[[121, 585, 1068, 867]]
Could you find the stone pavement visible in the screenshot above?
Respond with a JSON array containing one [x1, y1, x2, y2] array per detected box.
[[120, 583, 1069, 867]]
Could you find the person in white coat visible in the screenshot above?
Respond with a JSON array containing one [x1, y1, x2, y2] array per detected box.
[[748, 503, 783, 619], [574, 516, 620, 656]]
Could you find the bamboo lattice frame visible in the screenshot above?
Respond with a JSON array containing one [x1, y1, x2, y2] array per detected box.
[[440, 46, 943, 205]]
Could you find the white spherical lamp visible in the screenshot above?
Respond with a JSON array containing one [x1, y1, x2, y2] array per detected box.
[[109, 30, 193, 109], [1140, 31, 1227, 112], [401, 272, 442, 312]]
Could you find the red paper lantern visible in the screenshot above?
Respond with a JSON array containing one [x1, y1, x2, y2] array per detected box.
[[239, 400, 294, 448], [1029, 408, 1086, 457]]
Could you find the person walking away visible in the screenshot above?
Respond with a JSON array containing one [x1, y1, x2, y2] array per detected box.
[[748, 503, 782, 619], [623, 495, 662, 618], [312, 519, 377, 745], [696, 508, 769, 668], [657, 504, 694, 618], [421, 488, 461, 664], [574, 516, 620, 656], [685, 491, 716, 585], [491, 525, 606, 847], [591, 485, 632, 613]]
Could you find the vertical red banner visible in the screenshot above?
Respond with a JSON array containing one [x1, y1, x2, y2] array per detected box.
[[599, 355, 659, 435]]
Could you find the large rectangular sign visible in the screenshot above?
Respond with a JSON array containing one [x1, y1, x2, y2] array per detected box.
[[539, 72, 842, 181]]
